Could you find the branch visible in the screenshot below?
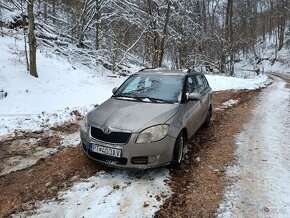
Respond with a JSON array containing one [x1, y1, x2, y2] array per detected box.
[[0, 2, 13, 11], [115, 23, 149, 70]]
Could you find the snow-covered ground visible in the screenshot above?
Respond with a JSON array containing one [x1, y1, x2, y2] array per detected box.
[[16, 169, 171, 218], [262, 48, 290, 76], [0, 132, 80, 176], [218, 75, 290, 217], [0, 30, 126, 136], [0, 31, 272, 136], [1, 29, 285, 218]]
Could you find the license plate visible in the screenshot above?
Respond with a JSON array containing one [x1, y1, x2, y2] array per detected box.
[[90, 144, 121, 158]]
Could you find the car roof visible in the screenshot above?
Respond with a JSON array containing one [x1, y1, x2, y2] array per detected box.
[[135, 68, 202, 76]]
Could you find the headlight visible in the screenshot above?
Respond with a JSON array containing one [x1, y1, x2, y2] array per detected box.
[[136, 125, 169, 144]]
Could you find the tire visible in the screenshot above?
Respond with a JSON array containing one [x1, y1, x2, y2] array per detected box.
[[172, 131, 186, 167], [203, 105, 212, 128]]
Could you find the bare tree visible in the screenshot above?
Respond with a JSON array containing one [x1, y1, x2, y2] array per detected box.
[[2, 0, 289, 76], [225, 0, 234, 76], [20, 0, 29, 71], [27, 0, 38, 78], [43, 0, 47, 22], [146, 0, 172, 68]]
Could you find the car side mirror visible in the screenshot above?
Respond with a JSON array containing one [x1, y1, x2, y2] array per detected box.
[[112, 87, 118, 94], [187, 92, 201, 101]]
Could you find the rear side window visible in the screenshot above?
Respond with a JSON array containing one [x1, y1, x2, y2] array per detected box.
[[201, 75, 209, 89], [185, 76, 198, 93], [195, 75, 205, 93]]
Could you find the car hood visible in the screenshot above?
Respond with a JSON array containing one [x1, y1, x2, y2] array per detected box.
[[87, 97, 179, 132]]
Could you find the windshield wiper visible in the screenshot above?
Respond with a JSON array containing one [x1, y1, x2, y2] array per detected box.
[[114, 95, 143, 102], [114, 95, 173, 103], [138, 97, 173, 104]]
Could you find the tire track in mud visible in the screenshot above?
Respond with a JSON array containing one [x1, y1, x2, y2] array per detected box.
[[0, 89, 263, 217], [0, 123, 106, 217], [0, 146, 106, 217]]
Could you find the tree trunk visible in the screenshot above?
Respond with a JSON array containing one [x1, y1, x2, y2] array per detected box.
[[0, 6, 3, 35], [22, 14, 29, 71], [44, 0, 48, 22], [225, 0, 234, 76], [28, 0, 38, 78], [158, 0, 171, 67], [95, 0, 100, 50], [277, 1, 286, 52], [147, 0, 159, 68], [77, 0, 89, 47], [52, 0, 56, 24]]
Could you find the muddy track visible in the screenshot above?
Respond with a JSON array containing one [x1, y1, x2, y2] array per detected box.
[[0, 89, 263, 217], [156, 88, 263, 217]]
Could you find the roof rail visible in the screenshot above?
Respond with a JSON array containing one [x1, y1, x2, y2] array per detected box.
[[185, 68, 193, 73], [138, 67, 155, 72]]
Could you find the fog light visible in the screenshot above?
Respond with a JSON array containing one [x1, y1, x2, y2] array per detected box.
[[148, 155, 160, 164]]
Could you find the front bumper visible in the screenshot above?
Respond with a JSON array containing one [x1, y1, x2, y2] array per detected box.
[[80, 127, 176, 169]]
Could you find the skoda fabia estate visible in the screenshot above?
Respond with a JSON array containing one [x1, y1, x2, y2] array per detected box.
[[80, 69, 212, 169]]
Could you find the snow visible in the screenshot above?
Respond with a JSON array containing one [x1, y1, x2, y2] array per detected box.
[[0, 147, 57, 176], [0, 31, 271, 136], [206, 74, 270, 91], [0, 132, 81, 176], [215, 99, 239, 111], [59, 132, 81, 148], [0, 30, 125, 136], [0, 30, 277, 217], [1, 22, 290, 218], [218, 75, 290, 217], [16, 169, 172, 218], [222, 99, 239, 107], [1, 9, 20, 23]]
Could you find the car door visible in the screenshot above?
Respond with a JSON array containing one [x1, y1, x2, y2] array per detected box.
[[182, 75, 204, 137], [195, 74, 210, 123]]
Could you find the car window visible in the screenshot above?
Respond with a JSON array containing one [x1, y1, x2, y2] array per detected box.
[[114, 74, 184, 103], [122, 76, 142, 94], [195, 75, 205, 93], [200, 75, 209, 89], [186, 76, 198, 93]]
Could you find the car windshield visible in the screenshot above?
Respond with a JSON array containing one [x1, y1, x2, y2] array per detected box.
[[114, 74, 184, 103]]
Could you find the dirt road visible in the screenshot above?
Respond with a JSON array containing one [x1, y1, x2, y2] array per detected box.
[[0, 87, 266, 217], [218, 75, 290, 217]]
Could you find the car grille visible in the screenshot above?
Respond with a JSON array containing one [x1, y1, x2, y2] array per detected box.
[[88, 150, 128, 165], [90, 126, 131, 144]]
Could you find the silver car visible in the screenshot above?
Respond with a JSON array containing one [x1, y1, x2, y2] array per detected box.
[[80, 69, 212, 169]]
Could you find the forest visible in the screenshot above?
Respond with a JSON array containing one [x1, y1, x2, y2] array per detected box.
[[0, 0, 289, 76], [1, 1, 290, 217]]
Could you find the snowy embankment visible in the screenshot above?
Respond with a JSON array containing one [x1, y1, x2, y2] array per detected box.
[[0, 31, 271, 136], [0, 31, 125, 136]]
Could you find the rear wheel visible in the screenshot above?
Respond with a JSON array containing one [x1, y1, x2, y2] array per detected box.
[[203, 105, 212, 128], [172, 131, 186, 167]]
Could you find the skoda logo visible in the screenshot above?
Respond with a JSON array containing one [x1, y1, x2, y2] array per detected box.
[[102, 127, 111, 135]]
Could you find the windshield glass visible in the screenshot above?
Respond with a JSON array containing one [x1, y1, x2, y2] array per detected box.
[[114, 74, 184, 103]]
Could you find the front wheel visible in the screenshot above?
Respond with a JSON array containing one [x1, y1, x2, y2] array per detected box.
[[172, 132, 186, 167]]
